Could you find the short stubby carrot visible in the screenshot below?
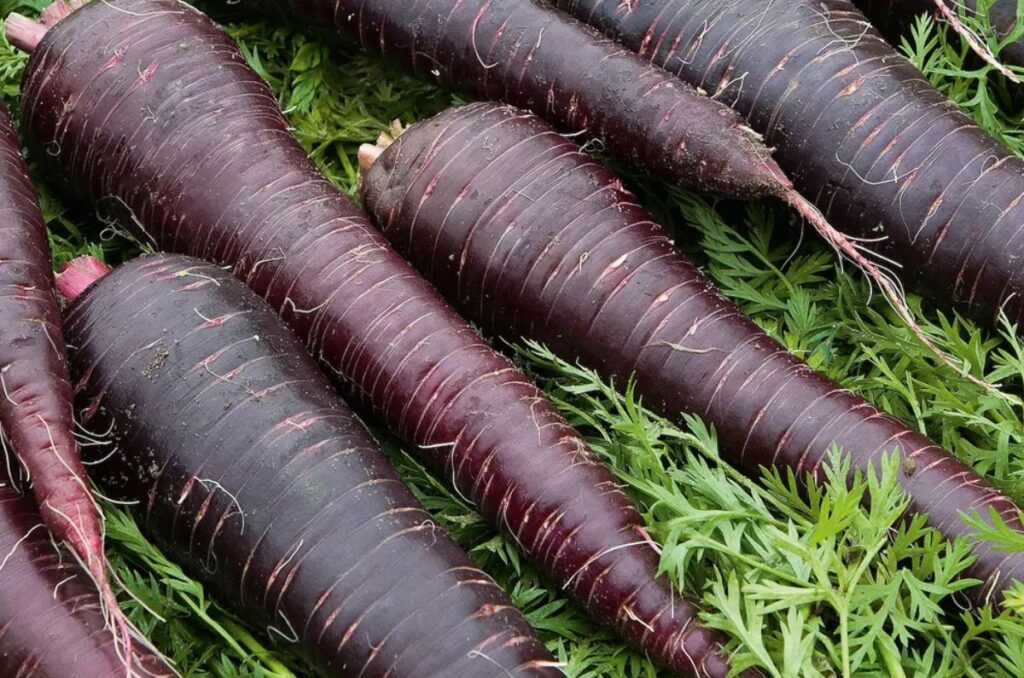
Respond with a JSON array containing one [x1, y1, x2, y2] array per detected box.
[[63, 253, 558, 678]]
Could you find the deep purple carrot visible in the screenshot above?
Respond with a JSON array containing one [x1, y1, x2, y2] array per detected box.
[[222, 0, 981, 375], [61, 252, 557, 678], [359, 102, 1024, 606], [8, 2, 753, 674], [557, 0, 1024, 333], [240, 0, 779, 200], [0, 97, 129, 658], [0, 449, 173, 677]]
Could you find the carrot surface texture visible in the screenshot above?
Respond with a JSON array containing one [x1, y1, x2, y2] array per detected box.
[[62, 253, 558, 677], [557, 0, 1024, 335], [0, 99, 131, 665], [223, 0, 984, 382], [359, 101, 1024, 608], [12, 1, 751, 674], [0, 457, 173, 677]]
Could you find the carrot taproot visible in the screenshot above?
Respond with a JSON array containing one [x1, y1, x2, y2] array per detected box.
[[557, 0, 1024, 333], [10, 2, 753, 674], [856, 0, 1024, 79], [0, 98, 130, 663], [0, 442, 172, 677], [359, 101, 1024, 607], [62, 252, 559, 678]]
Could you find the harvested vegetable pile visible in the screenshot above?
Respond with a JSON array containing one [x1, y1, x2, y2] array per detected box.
[[3, 0, 1024, 676]]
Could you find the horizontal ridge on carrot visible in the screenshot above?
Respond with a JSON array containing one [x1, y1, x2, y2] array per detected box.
[[0, 455, 173, 677], [558, 0, 1024, 332], [0, 98, 131, 663], [10, 1, 751, 674], [63, 252, 558, 677], [359, 101, 1024, 606]]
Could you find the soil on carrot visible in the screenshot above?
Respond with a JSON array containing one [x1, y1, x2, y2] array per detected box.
[[3, 1, 1024, 676]]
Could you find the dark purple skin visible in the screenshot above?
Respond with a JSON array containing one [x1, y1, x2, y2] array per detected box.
[[559, 0, 1024, 331], [242, 0, 786, 200], [0, 465, 173, 677], [854, 0, 1024, 69], [64, 253, 556, 678], [360, 101, 1024, 607], [21, 1, 750, 675], [0, 101, 115, 625]]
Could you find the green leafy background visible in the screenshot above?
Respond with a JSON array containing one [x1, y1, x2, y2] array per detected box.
[[2, 1, 1024, 676]]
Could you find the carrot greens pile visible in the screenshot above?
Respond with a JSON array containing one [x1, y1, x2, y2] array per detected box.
[[3, 1, 1024, 675]]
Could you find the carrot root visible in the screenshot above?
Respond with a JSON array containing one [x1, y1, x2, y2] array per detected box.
[[931, 0, 1020, 83]]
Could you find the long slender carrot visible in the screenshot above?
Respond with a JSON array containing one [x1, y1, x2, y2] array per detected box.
[[359, 101, 1024, 607], [557, 0, 1024, 333], [0, 98, 130, 663], [0, 450, 172, 677], [226, 0, 991, 380], [8, 1, 755, 674]]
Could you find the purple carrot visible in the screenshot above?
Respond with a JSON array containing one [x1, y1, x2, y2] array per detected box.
[[61, 252, 559, 678], [557, 0, 1024, 336], [9, 2, 754, 674], [226, 0, 980, 381], [0, 445, 173, 677], [0, 95, 130, 659], [359, 101, 1024, 607]]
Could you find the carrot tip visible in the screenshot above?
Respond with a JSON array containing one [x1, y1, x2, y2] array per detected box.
[[56, 256, 112, 301], [5, 13, 48, 53]]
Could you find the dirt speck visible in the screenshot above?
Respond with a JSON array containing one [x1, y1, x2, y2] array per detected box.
[[143, 344, 170, 379]]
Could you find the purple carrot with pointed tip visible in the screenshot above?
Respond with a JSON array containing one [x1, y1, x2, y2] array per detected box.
[[359, 101, 1024, 607], [10, 1, 755, 674], [62, 252, 559, 678], [225, 0, 978, 387], [0, 89, 131, 664], [557, 0, 1024, 335], [0, 437, 173, 677]]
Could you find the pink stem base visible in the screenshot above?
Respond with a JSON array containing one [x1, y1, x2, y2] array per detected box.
[[5, 13, 47, 52], [57, 256, 112, 301]]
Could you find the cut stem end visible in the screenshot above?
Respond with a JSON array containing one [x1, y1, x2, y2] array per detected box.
[[57, 256, 112, 301], [5, 13, 47, 53]]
